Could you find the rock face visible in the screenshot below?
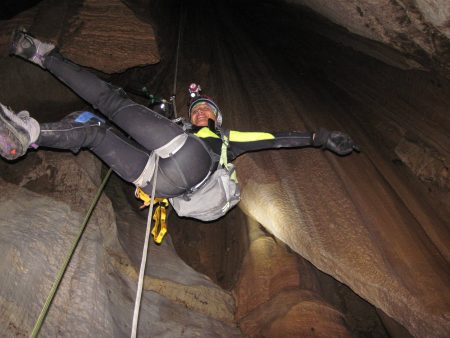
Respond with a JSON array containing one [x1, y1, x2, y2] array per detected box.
[[278, 0, 450, 77], [0, 151, 241, 337], [0, 0, 449, 337], [233, 219, 353, 337], [0, 0, 160, 73]]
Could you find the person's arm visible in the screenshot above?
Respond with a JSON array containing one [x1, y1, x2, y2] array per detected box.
[[228, 128, 359, 159], [228, 130, 312, 158]]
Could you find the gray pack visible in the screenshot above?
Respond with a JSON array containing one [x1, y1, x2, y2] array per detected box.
[[169, 129, 241, 221]]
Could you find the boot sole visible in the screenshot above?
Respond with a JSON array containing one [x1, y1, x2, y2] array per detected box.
[[0, 110, 28, 160], [9, 28, 37, 59]]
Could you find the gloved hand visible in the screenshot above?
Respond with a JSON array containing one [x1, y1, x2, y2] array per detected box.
[[313, 128, 360, 155]]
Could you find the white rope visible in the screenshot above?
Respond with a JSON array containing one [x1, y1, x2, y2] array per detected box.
[[170, 2, 185, 118], [131, 156, 159, 338], [131, 4, 185, 336]]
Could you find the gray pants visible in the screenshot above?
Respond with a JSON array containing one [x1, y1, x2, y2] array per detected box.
[[38, 51, 213, 198]]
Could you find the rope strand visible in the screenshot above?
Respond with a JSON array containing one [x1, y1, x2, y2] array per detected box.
[[29, 168, 113, 338], [171, 2, 185, 118], [131, 156, 159, 338]]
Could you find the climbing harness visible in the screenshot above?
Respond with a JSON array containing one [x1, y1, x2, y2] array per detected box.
[[29, 168, 113, 338], [169, 128, 240, 221]]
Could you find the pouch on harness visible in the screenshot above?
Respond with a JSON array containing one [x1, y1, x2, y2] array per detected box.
[[169, 128, 241, 221]]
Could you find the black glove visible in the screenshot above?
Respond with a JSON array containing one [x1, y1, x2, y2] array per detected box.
[[313, 128, 360, 155]]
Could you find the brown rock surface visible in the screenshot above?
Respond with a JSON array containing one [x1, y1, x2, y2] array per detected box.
[[234, 219, 354, 337], [240, 290, 352, 338], [0, 152, 242, 337], [0, 0, 159, 73], [202, 4, 450, 336], [395, 138, 449, 189], [274, 0, 450, 77], [1, 0, 449, 337]]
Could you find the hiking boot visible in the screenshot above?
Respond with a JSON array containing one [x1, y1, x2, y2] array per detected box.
[[10, 27, 55, 68], [0, 104, 40, 160]]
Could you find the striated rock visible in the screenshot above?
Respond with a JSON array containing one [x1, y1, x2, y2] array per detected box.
[[234, 219, 354, 337], [237, 150, 450, 338], [0, 0, 160, 73], [168, 205, 249, 290], [0, 1, 449, 337], [395, 137, 449, 189], [214, 4, 450, 336], [278, 0, 450, 77], [239, 290, 352, 338], [0, 151, 242, 337]]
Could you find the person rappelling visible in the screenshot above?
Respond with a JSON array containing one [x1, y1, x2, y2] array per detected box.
[[0, 29, 359, 222]]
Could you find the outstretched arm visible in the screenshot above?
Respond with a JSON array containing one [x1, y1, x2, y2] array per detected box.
[[228, 129, 359, 160]]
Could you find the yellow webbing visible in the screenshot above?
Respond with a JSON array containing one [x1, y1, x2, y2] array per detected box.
[[151, 199, 169, 244], [135, 187, 169, 244]]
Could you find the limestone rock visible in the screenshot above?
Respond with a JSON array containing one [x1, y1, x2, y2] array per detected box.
[[239, 290, 352, 338], [237, 149, 450, 338], [395, 137, 450, 189], [234, 220, 353, 337], [0, 0, 160, 73], [0, 152, 242, 337], [278, 0, 450, 77]]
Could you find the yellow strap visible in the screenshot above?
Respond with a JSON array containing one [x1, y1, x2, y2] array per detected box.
[[135, 187, 169, 244], [152, 202, 168, 244]]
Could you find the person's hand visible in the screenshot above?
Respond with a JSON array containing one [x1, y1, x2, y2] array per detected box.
[[313, 128, 360, 155]]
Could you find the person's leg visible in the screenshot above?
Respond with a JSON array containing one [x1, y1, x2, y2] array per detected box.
[[0, 104, 214, 197], [9, 30, 214, 196], [43, 52, 186, 151], [10, 29, 184, 152], [38, 111, 151, 183], [39, 112, 213, 197]]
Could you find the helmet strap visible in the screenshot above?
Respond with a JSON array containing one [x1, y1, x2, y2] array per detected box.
[[207, 118, 216, 131]]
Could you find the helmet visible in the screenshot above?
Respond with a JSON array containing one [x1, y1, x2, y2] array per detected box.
[[148, 96, 173, 119], [188, 83, 223, 127]]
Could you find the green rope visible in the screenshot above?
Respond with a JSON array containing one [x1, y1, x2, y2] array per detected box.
[[29, 168, 113, 338]]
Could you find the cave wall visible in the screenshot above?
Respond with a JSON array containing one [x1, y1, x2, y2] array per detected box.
[[0, 0, 449, 337], [0, 0, 160, 73], [0, 152, 242, 337], [277, 0, 450, 78]]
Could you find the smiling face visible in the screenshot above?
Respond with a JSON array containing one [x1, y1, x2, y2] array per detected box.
[[190, 102, 217, 127]]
